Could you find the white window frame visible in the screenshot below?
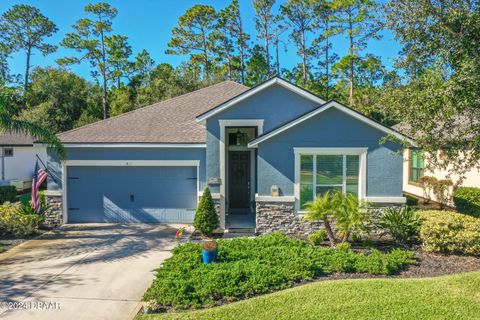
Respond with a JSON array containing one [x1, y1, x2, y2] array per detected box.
[[294, 147, 367, 213]]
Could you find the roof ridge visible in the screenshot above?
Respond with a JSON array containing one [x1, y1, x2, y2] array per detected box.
[[58, 80, 245, 138]]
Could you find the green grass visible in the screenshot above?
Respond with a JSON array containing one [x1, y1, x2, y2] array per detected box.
[[0, 244, 4, 253], [138, 271, 480, 320]]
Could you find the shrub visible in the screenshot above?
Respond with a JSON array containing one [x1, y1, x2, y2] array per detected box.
[[305, 191, 367, 246], [0, 203, 44, 236], [144, 233, 415, 310], [419, 176, 436, 203], [376, 206, 421, 245], [0, 186, 16, 204], [308, 229, 326, 245], [453, 187, 480, 217], [432, 179, 453, 209], [406, 195, 419, 206], [193, 187, 219, 237], [418, 210, 480, 255]]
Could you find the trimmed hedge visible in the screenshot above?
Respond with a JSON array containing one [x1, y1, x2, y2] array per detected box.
[[0, 186, 16, 204], [418, 210, 480, 256], [453, 187, 480, 217], [144, 233, 415, 310]]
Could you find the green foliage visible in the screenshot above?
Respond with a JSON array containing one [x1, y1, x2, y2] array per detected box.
[[308, 229, 327, 245], [0, 4, 57, 95], [166, 4, 217, 79], [418, 210, 480, 256], [406, 195, 419, 206], [453, 187, 480, 217], [376, 206, 421, 245], [304, 191, 368, 246], [0, 202, 44, 236], [143, 232, 415, 310], [193, 187, 219, 237], [0, 186, 16, 204]]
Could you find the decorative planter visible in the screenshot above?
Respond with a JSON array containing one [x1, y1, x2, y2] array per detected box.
[[202, 238, 218, 264]]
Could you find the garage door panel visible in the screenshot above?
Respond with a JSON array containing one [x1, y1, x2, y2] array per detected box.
[[67, 166, 197, 223]]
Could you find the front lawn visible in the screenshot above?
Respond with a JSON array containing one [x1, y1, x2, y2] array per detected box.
[[138, 270, 480, 320], [143, 233, 414, 311]]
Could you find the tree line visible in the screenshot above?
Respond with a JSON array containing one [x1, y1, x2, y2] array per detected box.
[[0, 0, 479, 175]]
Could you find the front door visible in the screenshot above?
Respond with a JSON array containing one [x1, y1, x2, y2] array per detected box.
[[228, 151, 250, 214]]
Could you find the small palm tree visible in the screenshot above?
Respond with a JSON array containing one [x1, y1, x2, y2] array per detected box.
[[304, 191, 338, 247], [0, 90, 64, 158], [334, 193, 367, 242]]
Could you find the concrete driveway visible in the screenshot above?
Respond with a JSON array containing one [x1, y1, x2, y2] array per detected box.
[[0, 224, 183, 320]]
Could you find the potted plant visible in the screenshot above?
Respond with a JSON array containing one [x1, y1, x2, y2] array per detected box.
[[193, 187, 219, 264]]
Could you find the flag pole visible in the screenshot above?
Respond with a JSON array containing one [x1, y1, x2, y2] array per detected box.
[[35, 154, 58, 184]]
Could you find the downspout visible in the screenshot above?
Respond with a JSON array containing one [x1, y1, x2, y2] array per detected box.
[[1, 147, 4, 181]]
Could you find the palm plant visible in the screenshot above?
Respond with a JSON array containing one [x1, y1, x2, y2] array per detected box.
[[334, 193, 367, 242], [304, 191, 338, 246], [0, 89, 64, 158]]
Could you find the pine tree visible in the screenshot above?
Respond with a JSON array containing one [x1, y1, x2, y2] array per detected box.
[[193, 187, 219, 237]]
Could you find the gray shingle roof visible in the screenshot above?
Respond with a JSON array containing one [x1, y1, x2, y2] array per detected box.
[[58, 81, 249, 144], [0, 131, 35, 146]]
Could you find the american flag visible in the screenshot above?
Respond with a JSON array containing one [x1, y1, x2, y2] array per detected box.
[[31, 160, 48, 213]]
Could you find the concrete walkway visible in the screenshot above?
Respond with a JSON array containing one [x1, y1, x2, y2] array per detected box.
[[0, 224, 183, 320]]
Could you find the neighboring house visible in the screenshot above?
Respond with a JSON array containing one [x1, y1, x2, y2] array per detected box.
[[0, 131, 47, 189], [399, 147, 480, 204], [46, 77, 414, 234]]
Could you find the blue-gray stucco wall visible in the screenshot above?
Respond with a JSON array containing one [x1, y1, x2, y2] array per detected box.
[[206, 83, 320, 193], [257, 107, 403, 197], [47, 147, 206, 191]]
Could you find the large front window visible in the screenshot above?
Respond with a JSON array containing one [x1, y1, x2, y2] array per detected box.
[[300, 154, 360, 209]]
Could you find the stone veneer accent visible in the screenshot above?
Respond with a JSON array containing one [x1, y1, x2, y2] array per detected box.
[[44, 191, 63, 227], [256, 200, 323, 236]]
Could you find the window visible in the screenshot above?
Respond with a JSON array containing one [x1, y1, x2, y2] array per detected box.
[[3, 148, 13, 157], [299, 154, 360, 209], [409, 149, 424, 184]]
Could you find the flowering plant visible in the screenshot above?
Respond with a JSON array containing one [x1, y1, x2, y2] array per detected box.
[[175, 226, 187, 238]]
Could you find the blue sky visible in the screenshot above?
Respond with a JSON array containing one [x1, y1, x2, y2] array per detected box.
[[1, 0, 401, 82]]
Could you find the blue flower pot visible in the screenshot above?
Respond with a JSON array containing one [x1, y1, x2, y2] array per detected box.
[[202, 248, 217, 264]]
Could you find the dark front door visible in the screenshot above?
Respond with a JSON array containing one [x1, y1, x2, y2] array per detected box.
[[228, 151, 250, 214]]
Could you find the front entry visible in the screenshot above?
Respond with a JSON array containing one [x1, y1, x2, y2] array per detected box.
[[228, 151, 251, 214]]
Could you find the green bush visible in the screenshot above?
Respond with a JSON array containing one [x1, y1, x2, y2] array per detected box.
[[418, 210, 480, 255], [308, 229, 327, 245], [193, 187, 219, 237], [0, 186, 16, 204], [0, 202, 44, 236], [406, 195, 419, 206], [144, 233, 415, 310], [453, 187, 480, 217], [376, 206, 421, 245]]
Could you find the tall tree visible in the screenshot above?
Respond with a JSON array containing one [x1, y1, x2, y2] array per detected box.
[[106, 35, 132, 88], [281, 0, 316, 84], [59, 2, 118, 119], [245, 45, 270, 86], [218, 0, 250, 83], [0, 5, 57, 104], [21, 67, 95, 133], [272, 20, 287, 76], [331, 0, 380, 106], [0, 84, 64, 158], [313, 0, 337, 99], [382, 0, 480, 177], [253, 0, 276, 76], [166, 5, 217, 80]]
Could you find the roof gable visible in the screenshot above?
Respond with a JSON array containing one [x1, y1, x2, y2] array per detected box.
[[196, 77, 326, 122], [248, 101, 416, 147]]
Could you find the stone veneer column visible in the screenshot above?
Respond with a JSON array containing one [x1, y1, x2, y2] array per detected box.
[[43, 190, 63, 227], [255, 200, 323, 236]]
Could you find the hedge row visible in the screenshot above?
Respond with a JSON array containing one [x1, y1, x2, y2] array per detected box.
[[453, 187, 480, 217], [0, 186, 16, 204]]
